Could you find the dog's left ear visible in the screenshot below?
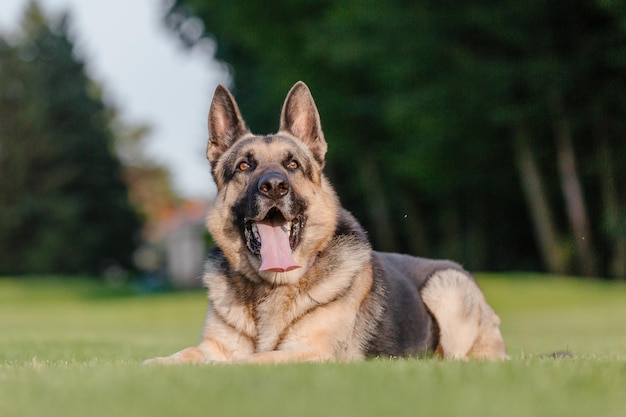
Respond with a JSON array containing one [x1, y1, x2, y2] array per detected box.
[[279, 81, 327, 167]]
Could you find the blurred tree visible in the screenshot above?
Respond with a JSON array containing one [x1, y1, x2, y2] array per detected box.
[[448, 0, 626, 278], [114, 121, 183, 242], [164, 0, 626, 279], [0, 2, 142, 275]]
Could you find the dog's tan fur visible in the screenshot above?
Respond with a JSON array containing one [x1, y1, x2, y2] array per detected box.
[[144, 82, 507, 365]]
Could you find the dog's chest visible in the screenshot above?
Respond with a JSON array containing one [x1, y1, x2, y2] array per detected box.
[[209, 273, 323, 352], [253, 286, 315, 352], [208, 251, 363, 354]]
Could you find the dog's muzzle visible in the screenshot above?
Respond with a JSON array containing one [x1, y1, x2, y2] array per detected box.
[[243, 172, 305, 273]]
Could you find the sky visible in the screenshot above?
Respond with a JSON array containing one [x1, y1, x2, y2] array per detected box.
[[1, 0, 228, 199]]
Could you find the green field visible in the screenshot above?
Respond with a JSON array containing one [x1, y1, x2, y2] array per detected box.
[[1, 274, 625, 417]]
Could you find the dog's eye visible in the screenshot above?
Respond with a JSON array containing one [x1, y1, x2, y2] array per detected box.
[[286, 160, 299, 170], [238, 161, 251, 171]]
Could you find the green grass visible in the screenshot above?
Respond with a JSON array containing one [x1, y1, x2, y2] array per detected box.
[[1, 274, 625, 417]]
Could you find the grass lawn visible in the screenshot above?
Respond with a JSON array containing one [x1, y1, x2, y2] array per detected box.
[[1, 273, 625, 417]]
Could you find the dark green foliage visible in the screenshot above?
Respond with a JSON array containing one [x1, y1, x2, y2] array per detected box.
[[0, 4, 141, 275], [165, 0, 626, 278]]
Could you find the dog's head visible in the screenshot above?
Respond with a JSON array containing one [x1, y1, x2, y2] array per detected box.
[[205, 82, 339, 284]]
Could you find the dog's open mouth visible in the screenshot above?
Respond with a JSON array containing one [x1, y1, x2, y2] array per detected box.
[[244, 208, 304, 273]]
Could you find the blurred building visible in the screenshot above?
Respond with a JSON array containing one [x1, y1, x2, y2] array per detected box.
[[136, 199, 210, 289]]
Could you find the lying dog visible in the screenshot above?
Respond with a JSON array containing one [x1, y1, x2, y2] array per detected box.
[[145, 82, 507, 364]]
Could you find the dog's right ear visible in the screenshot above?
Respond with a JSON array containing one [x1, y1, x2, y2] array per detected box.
[[207, 85, 249, 165]]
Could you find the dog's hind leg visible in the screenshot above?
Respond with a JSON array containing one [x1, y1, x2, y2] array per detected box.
[[420, 269, 508, 360]]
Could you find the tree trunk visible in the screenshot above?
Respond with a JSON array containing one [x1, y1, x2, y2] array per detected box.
[[597, 134, 626, 280], [358, 154, 399, 252], [512, 127, 570, 275], [397, 192, 431, 257], [552, 110, 598, 278]]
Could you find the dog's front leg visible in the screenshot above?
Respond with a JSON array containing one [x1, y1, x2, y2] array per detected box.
[[143, 338, 236, 365], [144, 302, 258, 365], [238, 349, 336, 364]]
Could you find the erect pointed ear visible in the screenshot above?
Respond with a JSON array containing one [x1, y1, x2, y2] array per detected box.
[[207, 85, 249, 165], [279, 81, 327, 167]]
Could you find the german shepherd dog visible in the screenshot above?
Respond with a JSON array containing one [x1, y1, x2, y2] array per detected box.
[[145, 82, 507, 364]]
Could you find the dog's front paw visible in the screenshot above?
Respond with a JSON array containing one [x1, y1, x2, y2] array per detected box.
[[142, 346, 212, 365], [142, 356, 177, 365]]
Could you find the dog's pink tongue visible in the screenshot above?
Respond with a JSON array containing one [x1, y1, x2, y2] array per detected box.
[[256, 221, 300, 272]]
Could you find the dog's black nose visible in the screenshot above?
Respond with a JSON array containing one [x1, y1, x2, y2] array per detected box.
[[257, 172, 290, 200]]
